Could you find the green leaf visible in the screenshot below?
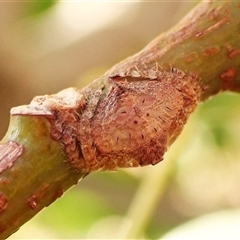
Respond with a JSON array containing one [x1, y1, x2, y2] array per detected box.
[[24, 0, 57, 17]]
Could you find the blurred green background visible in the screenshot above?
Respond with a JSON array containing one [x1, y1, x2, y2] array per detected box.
[[1, 1, 240, 239]]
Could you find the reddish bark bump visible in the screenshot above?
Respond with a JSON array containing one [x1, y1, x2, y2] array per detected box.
[[228, 50, 240, 59], [92, 81, 176, 165], [195, 31, 203, 38], [202, 84, 210, 91], [0, 193, 7, 213], [220, 67, 237, 89], [27, 195, 38, 210], [226, 43, 233, 52], [84, 70, 200, 170], [0, 141, 24, 174], [56, 189, 63, 198], [0, 177, 9, 185], [185, 52, 197, 63], [202, 46, 220, 57], [225, 44, 240, 59], [48, 188, 64, 205]]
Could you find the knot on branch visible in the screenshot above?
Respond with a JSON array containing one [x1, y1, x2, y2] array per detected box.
[[73, 69, 200, 172], [10, 69, 201, 173]]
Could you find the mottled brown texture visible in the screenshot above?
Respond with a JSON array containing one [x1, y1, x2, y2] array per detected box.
[[76, 69, 200, 172], [0, 141, 24, 174], [8, 2, 240, 174], [92, 78, 193, 167], [13, 67, 200, 172], [9, 1, 240, 174]]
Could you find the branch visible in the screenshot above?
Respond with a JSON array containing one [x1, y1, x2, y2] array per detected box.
[[0, 116, 85, 238], [0, 1, 240, 238]]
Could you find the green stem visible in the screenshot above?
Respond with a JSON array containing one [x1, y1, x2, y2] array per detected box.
[[107, 1, 240, 99], [0, 116, 84, 239], [0, 1, 240, 238]]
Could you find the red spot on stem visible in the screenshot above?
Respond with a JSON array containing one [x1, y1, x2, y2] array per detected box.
[[226, 44, 240, 59], [27, 195, 38, 210], [195, 31, 203, 38], [0, 177, 9, 185], [220, 67, 237, 89], [0, 193, 7, 213], [185, 53, 197, 63], [0, 141, 24, 174], [50, 188, 64, 204], [202, 46, 220, 57], [55, 189, 63, 199], [228, 50, 240, 59]]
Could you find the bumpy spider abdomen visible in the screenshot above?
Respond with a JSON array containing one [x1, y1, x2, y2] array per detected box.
[[90, 79, 185, 169]]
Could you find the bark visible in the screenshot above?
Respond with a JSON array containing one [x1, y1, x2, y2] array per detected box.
[[0, 1, 240, 238]]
